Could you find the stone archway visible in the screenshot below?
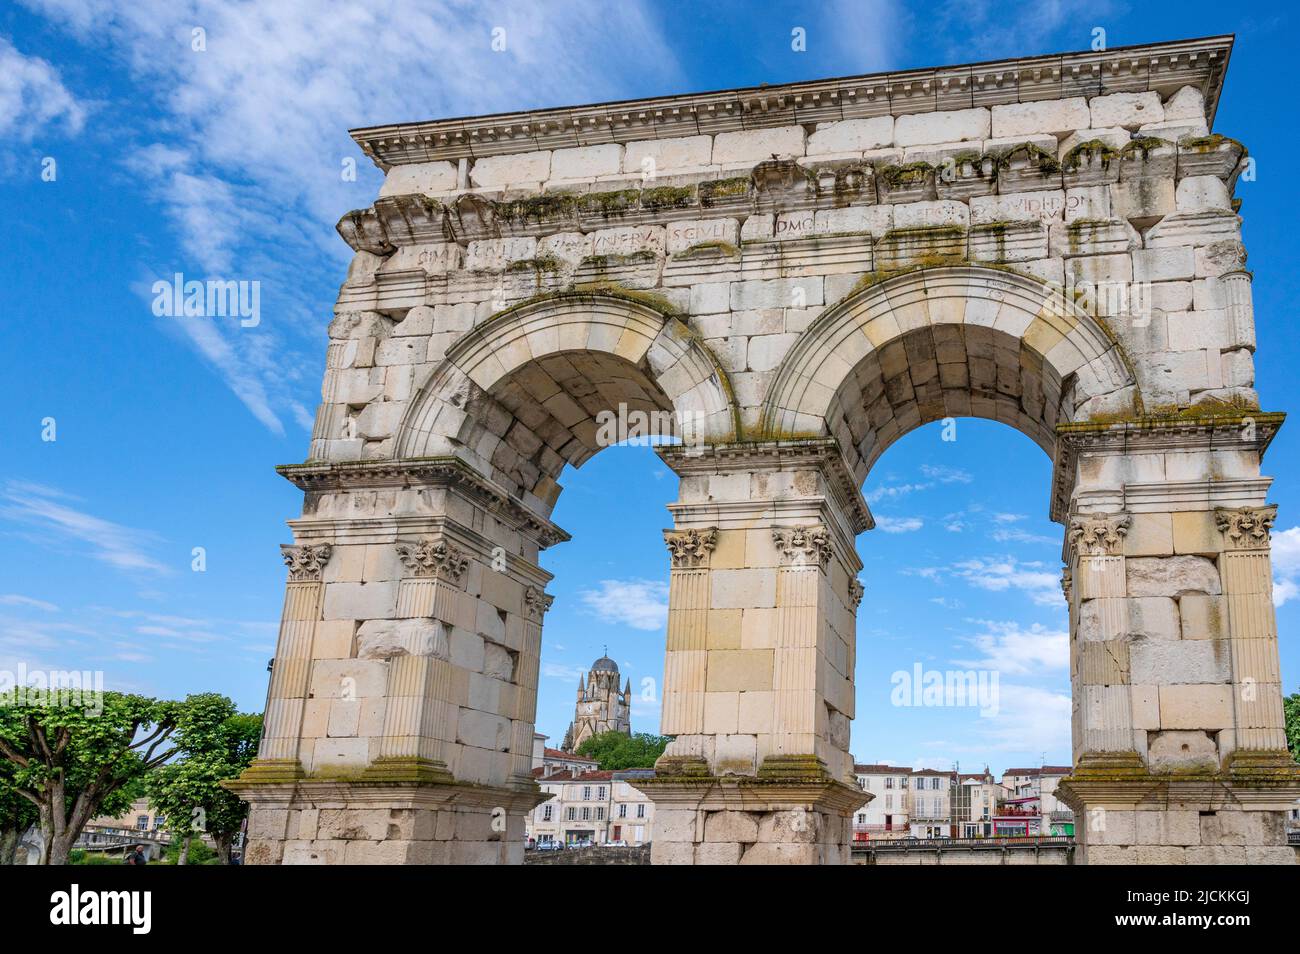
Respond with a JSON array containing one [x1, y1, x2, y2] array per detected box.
[[231, 35, 1300, 865], [761, 265, 1138, 480]]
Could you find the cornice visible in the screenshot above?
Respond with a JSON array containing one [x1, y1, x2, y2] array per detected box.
[[351, 36, 1233, 169], [657, 439, 873, 535], [1049, 412, 1283, 523], [277, 457, 571, 549]]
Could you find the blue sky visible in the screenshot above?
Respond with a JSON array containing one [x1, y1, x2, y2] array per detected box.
[[2, 1, 1297, 775]]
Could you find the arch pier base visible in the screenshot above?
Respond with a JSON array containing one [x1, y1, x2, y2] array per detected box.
[[634, 440, 872, 864], [1054, 416, 1300, 864], [226, 458, 560, 864]]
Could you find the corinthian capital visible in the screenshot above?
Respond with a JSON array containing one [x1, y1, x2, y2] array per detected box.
[[772, 524, 834, 568], [848, 578, 865, 609], [1215, 505, 1277, 550], [524, 585, 554, 622], [1067, 513, 1130, 558], [395, 538, 469, 582], [663, 528, 717, 569], [281, 543, 333, 582]]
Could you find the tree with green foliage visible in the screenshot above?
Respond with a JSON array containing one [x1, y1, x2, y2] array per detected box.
[[575, 731, 670, 770], [0, 691, 179, 864], [146, 694, 262, 864], [1285, 687, 1300, 764]]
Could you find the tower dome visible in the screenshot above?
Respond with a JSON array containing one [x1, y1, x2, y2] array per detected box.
[[590, 654, 618, 673]]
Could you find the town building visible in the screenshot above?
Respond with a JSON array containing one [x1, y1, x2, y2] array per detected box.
[[525, 767, 655, 847], [851, 764, 912, 841]]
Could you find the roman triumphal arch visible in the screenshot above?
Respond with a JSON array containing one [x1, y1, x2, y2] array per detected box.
[[228, 36, 1300, 864]]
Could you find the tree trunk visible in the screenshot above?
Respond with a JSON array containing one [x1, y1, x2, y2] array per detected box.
[[0, 828, 17, 865], [178, 837, 190, 866], [214, 835, 232, 865], [47, 831, 76, 866]]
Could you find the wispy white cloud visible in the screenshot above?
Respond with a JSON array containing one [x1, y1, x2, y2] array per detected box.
[[876, 515, 923, 534], [0, 34, 86, 145], [0, 594, 59, 612], [579, 579, 669, 632], [909, 555, 1063, 606], [951, 618, 1067, 676], [0, 481, 170, 575]]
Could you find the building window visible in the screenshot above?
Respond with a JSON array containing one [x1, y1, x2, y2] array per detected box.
[[598, 787, 606, 800], [567, 807, 576, 821], [885, 777, 894, 788], [885, 794, 893, 811], [583, 786, 591, 800], [543, 805, 553, 821], [857, 813, 866, 824], [581, 807, 590, 821], [636, 804, 645, 818], [596, 808, 605, 821], [619, 804, 627, 818], [135, 816, 149, 830]]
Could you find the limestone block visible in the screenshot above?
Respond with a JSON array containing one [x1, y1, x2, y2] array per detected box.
[[1128, 596, 1180, 639], [1148, 729, 1219, 773], [893, 199, 969, 229], [712, 126, 806, 165], [1163, 86, 1207, 122], [1133, 247, 1194, 283], [550, 143, 622, 180], [465, 237, 538, 271], [1109, 177, 1175, 223], [356, 618, 446, 658], [449, 627, 485, 672], [730, 277, 823, 311], [1136, 808, 1201, 846], [1064, 185, 1111, 221], [705, 650, 774, 692], [1171, 511, 1221, 556], [380, 161, 459, 197], [538, 231, 593, 265], [1131, 685, 1159, 729], [970, 190, 1065, 224], [813, 204, 893, 235], [666, 217, 739, 254], [714, 733, 758, 773], [695, 842, 744, 864], [1059, 127, 1130, 158], [1178, 594, 1224, 640], [624, 135, 713, 175], [589, 224, 666, 257], [1158, 684, 1233, 729], [689, 282, 733, 317], [893, 107, 989, 147], [1165, 311, 1225, 352], [746, 333, 798, 372], [1175, 175, 1233, 213], [807, 116, 894, 154], [991, 97, 1090, 139], [704, 691, 740, 734], [704, 810, 760, 843], [1123, 512, 1172, 557], [1126, 556, 1221, 597], [1131, 638, 1231, 685], [1067, 252, 1132, 286], [1194, 240, 1246, 277], [457, 707, 510, 749], [323, 581, 398, 621], [374, 338, 425, 367], [1090, 91, 1164, 129], [469, 151, 551, 189]]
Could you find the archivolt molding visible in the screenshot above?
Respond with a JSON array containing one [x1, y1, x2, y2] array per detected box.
[[394, 291, 739, 462], [760, 265, 1139, 481]]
